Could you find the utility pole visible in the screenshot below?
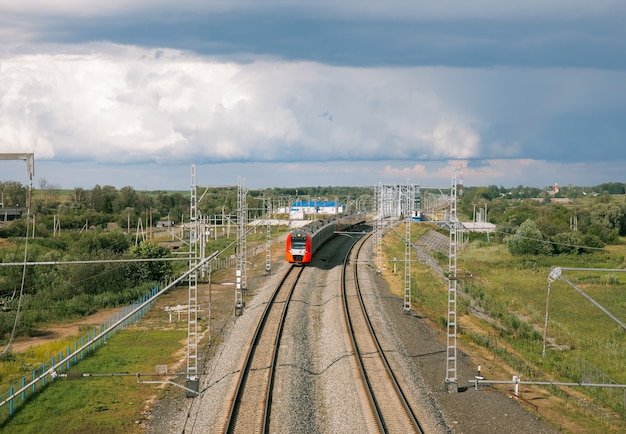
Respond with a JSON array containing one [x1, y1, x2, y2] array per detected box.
[[403, 182, 412, 313], [186, 164, 199, 395], [235, 177, 247, 315], [446, 169, 459, 392], [265, 197, 272, 273]]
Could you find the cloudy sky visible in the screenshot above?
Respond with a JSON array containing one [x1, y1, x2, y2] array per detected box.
[[1, 1, 625, 191]]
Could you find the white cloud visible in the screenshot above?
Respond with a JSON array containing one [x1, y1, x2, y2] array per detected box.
[[1, 44, 625, 172], [0, 45, 487, 165]]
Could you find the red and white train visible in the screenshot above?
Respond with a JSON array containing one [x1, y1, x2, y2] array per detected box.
[[285, 213, 366, 265]]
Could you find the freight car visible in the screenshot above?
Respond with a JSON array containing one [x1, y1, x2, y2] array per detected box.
[[285, 212, 366, 265]]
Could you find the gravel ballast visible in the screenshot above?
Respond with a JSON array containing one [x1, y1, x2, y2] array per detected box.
[[145, 233, 556, 433]]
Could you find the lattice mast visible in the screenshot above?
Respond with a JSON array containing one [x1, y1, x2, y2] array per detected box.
[[403, 183, 412, 312], [187, 164, 199, 387], [235, 177, 247, 315], [446, 169, 459, 392], [375, 183, 383, 273], [265, 198, 272, 273]]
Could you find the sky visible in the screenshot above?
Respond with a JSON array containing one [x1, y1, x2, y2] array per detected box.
[[1, 1, 625, 191]]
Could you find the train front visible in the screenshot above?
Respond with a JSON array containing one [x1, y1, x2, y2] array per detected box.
[[286, 228, 312, 264]]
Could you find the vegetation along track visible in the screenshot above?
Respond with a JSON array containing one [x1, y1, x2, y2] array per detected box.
[[342, 232, 424, 434], [219, 265, 304, 433]]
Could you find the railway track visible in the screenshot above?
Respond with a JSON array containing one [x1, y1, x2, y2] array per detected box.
[[342, 233, 424, 434], [218, 265, 304, 433]]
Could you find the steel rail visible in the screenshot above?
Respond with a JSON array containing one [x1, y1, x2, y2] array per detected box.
[[341, 233, 384, 431], [342, 232, 424, 433], [224, 264, 302, 433], [352, 234, 424, 433]]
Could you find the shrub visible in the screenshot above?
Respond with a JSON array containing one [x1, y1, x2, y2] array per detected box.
[[505, 219, 553, 255]]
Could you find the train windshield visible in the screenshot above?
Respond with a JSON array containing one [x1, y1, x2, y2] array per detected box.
[[291, 236, 307, 249]]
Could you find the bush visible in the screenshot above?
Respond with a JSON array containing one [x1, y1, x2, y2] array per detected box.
[[505, 219, 553, 255], [551, 231, 585, 254]]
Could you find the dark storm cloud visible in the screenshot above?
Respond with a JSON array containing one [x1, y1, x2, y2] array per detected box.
[[23, 11, 626, 69]]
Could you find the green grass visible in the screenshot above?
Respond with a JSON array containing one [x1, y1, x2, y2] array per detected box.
[[0, 336, 79, 386], [384, 223, 626, 431], [0, 327, 187, 433], [459, 244, 626, 382]]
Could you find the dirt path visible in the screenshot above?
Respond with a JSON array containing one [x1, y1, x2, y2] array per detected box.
[[5, 307, 122, 354]]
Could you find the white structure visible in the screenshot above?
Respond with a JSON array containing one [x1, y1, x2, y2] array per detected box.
[[289, 200, 345, 216], [461, 221, 496, 233]]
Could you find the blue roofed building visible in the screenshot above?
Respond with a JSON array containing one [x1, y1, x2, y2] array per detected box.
[[290, 201, 345, 216]]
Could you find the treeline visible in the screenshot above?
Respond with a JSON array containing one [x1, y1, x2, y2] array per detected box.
[[459, 182, 626, 200], [0, 182, 374, 236], [3, 179, 625, 253], [458, 187, 626, 253]]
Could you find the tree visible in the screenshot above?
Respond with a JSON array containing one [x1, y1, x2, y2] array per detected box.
[[127, 241, 173, 283], [91, 185, 117, 213], [505, 219, 553, 255], [589, 198, 626, 238], [0, 181, 27, 207], [73, 187, 89, 208], [74, 229, 130, 256], [596, 182, 626, 195], [114, 186, 138, 212], [551, 231, 585, 254]]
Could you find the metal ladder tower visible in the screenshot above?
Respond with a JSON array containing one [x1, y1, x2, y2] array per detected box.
[[445, 169, 459, 392], [375, 184, 383, 273], [265, 198, 272, 273], [403, 183, 412, 312], [404, 183, 420, 312], [186, 164, 199, 394], [235, 177, 247, 315]]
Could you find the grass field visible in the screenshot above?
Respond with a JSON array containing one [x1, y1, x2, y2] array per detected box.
[[0, 292, 189, 433], [383, 223, 626, 433], [1, 329, 187, 433]]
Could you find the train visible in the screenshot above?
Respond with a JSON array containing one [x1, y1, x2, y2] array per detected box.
[[286, 212, 366, 265]]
